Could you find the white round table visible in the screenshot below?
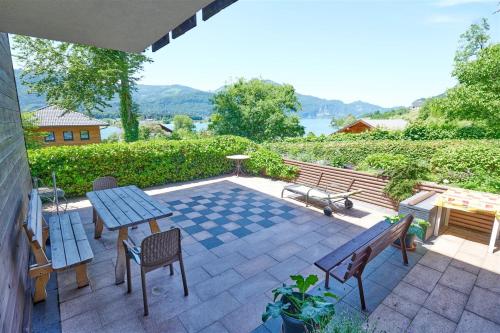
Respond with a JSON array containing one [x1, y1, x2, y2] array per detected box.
[[226, 154, 250, 177]]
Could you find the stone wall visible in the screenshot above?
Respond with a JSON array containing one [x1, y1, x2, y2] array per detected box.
[[0, 33, 32, 332]]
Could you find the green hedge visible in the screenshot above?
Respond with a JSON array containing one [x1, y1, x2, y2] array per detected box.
[[29, 136, 296, 197], [265, 139, 500, 194]]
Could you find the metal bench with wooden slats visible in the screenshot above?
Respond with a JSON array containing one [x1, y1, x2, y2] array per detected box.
[[315, 214, 414, 310], [24, 189, 93, 303], [282, 171, 363, 212]]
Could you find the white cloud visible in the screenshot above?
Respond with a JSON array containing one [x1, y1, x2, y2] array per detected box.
[[427, 14, 463, 23], [436, 0, 495, 7]]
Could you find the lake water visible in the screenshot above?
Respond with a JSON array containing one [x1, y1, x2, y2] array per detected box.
[[101, 118, 335, 140]]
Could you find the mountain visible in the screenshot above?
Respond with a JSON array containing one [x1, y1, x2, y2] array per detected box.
[[15, 70, 390, 119]]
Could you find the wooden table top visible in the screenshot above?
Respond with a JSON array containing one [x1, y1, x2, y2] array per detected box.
[[86, 185, 172, 231]]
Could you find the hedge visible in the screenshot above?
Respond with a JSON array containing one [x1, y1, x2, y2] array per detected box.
[[265, 139, 500, 193], [29, 136, 297, 197]]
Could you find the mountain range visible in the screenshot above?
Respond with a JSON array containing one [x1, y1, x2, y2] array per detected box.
[[15, 70, 391, 119]]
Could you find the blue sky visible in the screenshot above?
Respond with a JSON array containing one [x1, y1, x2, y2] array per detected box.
[[140, 0, 499, 107]]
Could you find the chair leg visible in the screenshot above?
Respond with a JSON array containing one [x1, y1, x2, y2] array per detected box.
[[92, 209, 97, 224], [179, 256, 189, 296], [126, 256, 132, 293], [324, 271, 330, 289], [169, 264, 174, 276], [400, 236, 409, 266], [33, 274, 50, 303], [357, 275, 367, 311], [141, 269, 149, 316], [75, 264, 90, 288]]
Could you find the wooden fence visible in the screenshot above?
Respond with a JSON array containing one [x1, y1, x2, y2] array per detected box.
[[284, 159, 495, 234]]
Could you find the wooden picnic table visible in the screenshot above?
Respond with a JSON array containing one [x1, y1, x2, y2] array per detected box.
[[86, 185, 172, 284]]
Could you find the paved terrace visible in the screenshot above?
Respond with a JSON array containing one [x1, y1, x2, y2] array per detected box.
[[33, 176, 500, 333]]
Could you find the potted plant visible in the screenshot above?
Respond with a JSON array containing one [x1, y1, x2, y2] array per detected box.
[[385, 214, 430, 251], [262, 274, 337, 333]]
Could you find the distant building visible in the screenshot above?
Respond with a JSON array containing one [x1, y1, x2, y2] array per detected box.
[[32, 106, 108, 146], [336, 118, 408, 134]]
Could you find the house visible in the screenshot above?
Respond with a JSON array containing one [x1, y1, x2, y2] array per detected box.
[[32, 106, 108, 146], [336, 118, 409, 134]]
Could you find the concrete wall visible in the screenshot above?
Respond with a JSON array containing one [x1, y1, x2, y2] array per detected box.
[[37, 125, 102, 146], [0, 33, 32, 333]]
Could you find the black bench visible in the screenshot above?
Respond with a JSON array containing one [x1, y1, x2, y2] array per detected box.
[[314, 214, 413, 310], [24, 189, 93, 303]]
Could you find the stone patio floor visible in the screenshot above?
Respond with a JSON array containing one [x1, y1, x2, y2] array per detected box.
[[32, 176, 500, 333]]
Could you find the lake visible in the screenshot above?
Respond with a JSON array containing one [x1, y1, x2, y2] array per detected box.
[[101, 118, 336, 140]]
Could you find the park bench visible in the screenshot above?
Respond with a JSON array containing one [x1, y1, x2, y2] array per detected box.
[[282, 171, 362, 213], [314, 214, 413, 310], [24, 189, 93, 303]]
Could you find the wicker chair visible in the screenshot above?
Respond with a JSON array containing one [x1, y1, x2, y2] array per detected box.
[[92, 176, 118, 238], [123, 228, 188, 316]]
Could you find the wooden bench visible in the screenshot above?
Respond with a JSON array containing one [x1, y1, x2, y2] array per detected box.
[[282, 171, 362, 211], [24, 189, 93, 303], [314, 214, 413, 310]]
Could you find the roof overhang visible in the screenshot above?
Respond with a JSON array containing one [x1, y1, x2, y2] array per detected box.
[[0, 0, 238, 53]]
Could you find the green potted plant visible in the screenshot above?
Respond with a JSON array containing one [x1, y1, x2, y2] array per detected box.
[[262, 274, 337, 333], [385, 214, 430, 251]]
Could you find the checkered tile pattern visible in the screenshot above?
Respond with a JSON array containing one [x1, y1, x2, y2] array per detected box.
[[163, 185, 299, 250]]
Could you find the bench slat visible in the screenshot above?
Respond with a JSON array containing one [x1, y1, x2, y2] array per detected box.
[[315, 220, 391, 271], [48, 217, 67, 269]]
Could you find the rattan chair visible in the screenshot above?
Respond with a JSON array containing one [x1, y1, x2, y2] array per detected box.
[[92, 176, 118, 238], [123, 228, 188, 316]]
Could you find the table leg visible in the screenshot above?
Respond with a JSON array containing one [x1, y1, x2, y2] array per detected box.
[[115, 227, 129, 285], [488, 217, 499, 254], [149, 219, 160, 234], [434, 206, 443, 236]]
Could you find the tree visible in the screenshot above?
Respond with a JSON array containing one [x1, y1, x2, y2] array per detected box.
[[13, 36, 150, 142], [330, 114, 357, 128], [209, 79, 304, 142], [21, 112, 44, 149], [454, 18, 490, 64], [173, 115, 195, 132], [421, 19, 499, 130]]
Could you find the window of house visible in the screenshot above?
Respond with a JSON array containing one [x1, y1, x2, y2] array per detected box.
[[63, 131, 74, 141], [45, 131, 55, 142], [80, 130, 90, 140]]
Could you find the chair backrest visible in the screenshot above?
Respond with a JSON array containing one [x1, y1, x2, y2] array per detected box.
[[368, 214, 414, 261], [340, 246, 372, 281], [140, 228, 181, 267], [25, 190, 49, 265], [92, 176, 118, 191]]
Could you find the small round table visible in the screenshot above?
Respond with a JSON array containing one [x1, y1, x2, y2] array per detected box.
[[226, 154, 250, 177]]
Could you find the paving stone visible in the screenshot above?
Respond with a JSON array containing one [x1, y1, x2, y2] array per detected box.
[[211, 238, 247, 258], [295, 243, 332, 264], [418, 251, 452, 272], [367, 262, 408, 290], [178, 292, 241, 333], [198, 322, 230, 333], [229, 271, 279, 303], [343, 279, 391, 312], [382, 293, 421, 319], [101, 315, 146, 333], [183, 250, 217, 269], [221, 294, 271, 333], [320, 233, 351, 250], [466, 286, 500, 325], [368, 304, 411, 333], [392, 281, 429, 305], [194, 269, 244, 301], [408, 308, 457, 333], [61, 310, 103, 333], [475, 269, 500, 294], [293, 231, 325, 248], [142, 316, 188, 333], [450, 251, 483, 275], [403, 264, 442, 293], [235, 254, 278, 278], [202, 252, 247, 276], [424, 284, 468, 322], [193, 230, 213, 241], [217, 232, 239, 243], [268, 242, 304, 262], [266, 256, 309, 281], [439, 265, 477, 294], [455, 310, 500, 333]]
